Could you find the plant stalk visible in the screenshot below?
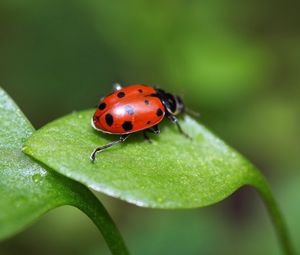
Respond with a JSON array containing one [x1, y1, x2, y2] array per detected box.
[[70, 188, 129, 255], [249, 170, 294, 255]]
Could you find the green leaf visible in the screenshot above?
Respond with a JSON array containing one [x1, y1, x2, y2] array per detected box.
[[24, 109, 294, 254], [23, 109, 261, 208], [0, 88, 128, 255]]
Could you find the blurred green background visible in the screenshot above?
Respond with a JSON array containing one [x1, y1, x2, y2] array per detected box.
[[1, 0, 299, 254]]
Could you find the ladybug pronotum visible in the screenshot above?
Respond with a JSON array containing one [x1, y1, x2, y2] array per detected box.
[[90, 83, 189, 161]]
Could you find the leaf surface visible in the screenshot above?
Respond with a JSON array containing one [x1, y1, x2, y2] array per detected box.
[[24, 109, 262, 208]]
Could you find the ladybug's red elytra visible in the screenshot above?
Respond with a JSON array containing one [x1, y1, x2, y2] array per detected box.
[[90, 83, 189, 161]]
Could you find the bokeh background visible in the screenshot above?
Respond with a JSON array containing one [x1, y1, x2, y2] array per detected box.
[[1, 1, 299, 254]]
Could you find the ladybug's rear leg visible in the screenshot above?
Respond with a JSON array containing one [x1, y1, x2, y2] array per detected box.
[[90, 134, 130, 162], [167, 114, 191, 139]]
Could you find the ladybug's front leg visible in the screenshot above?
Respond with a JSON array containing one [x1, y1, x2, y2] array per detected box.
[[167, 114, 191, 139], [90, 134, 130, 162]]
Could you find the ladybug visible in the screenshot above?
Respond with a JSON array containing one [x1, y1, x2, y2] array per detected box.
[[90, 83, 189, 161]]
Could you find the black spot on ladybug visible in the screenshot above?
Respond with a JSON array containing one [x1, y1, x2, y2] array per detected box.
[[117, 92, 125, 98], [122, 121, 133, 131], [156, 108, 163, 117], [105, 114, 114, 126], [138, 89, 143, 93], [98, 102, 106, 110], [144, 100, 149, 105], [147, 121, 151, 125], [125, 105, 135, 116]]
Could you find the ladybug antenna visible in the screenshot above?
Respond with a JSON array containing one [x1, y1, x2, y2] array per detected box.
[[185, 107, 201, 118]]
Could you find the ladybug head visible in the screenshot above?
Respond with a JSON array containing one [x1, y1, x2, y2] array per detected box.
[[156, 89, 185, 116]]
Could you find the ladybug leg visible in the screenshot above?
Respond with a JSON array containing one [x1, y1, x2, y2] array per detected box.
[[143, 131, 152, 143], [113, 83, 122, 91], [144, 125, 160, 135], [90, 134, 130, 162], [151, 125, 160, 135], [167, 114, 191, 139], [143, 125, 160, 143]]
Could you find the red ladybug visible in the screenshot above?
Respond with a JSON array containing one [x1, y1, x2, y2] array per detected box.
[[90, 83, 188, 161]]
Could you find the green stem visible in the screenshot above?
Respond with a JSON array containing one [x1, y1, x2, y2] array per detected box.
[[70, 187, 129, 255], [248, 170, 294, 255]]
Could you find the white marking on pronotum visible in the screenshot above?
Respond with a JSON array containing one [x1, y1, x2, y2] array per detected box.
[[113, 83, 122, 91]]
